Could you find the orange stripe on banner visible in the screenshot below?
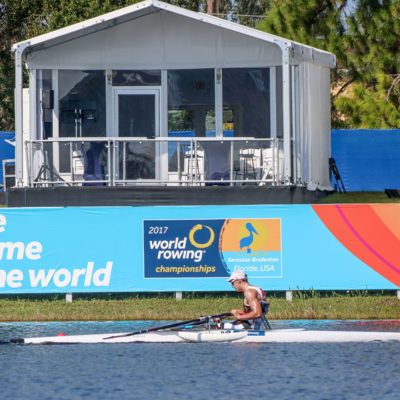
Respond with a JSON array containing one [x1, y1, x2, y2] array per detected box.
[[371, 204, 400, 242], [312, 204, 400, 287]]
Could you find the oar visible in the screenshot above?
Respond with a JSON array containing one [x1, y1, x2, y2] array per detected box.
[[104, 312, 232, 340]]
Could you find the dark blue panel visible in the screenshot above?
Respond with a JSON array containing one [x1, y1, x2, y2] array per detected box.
[[332, 129, 400, 191]]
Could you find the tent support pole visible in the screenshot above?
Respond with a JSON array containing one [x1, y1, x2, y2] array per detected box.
[[281, 45, 292, 184], [14, 47, 25, 187]]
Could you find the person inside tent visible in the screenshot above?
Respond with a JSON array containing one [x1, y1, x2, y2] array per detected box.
[[223, 270, 270, 330]]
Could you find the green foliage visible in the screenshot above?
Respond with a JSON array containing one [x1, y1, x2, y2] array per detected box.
[[335, 1, 400, 128], [0, 0, 45, 130], [232, 0, 271, 27], [318, 191, 400, 204], [257, 0, 400, 129]]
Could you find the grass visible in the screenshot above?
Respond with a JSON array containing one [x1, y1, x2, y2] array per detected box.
[[0, 292, 399, 322], [318, 191, 400, 203]]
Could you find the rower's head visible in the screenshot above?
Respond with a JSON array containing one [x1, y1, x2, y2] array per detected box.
[[227, 270, 248, 292]]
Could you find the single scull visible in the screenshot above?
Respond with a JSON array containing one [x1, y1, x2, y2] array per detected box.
[[10, 328, 400, 344]]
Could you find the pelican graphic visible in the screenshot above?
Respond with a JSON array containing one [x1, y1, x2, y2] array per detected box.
[[240, 222, 259, 253]]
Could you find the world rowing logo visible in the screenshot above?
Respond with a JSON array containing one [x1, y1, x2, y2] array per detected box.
[[143, 219, 228, 278], [189, 224, 215, 249]]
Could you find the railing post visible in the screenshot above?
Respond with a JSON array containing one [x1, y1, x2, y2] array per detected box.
[[176, 292, 183, 301], [26, 140, 31, 187], [190, 140, 194, 185], [66, 293, 73, 303], [122, 140, 127, 185], [177, 141, 182, 185], [69, 140, 74, 184], [286, 291, 293, 301], [230, 140, 234, 186], [107, 138, 112, 186], [194, 138, 199, 185], [397, 290, 400, 300], [112, 138, 116, 185]]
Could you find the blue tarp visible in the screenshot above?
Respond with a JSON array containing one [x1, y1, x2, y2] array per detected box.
[[331, 129, 400, 191], [0, 132, 15, 187]]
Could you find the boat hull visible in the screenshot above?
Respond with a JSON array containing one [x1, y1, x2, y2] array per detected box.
[[18, 329, 400, 344]]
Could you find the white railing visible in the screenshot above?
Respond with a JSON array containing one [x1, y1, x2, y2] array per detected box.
[[25, 137, 285, 187]]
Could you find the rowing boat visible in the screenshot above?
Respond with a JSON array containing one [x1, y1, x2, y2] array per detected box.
[[12, 328, 400, 344]]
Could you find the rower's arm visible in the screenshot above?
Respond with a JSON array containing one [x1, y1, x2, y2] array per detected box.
[[233, 290, 262, 320]]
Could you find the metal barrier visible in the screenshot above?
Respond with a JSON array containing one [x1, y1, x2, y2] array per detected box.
[[25, 137, 285, 187]]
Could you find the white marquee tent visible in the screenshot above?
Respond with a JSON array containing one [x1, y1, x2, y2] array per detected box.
[[13, 0, 335, 190]]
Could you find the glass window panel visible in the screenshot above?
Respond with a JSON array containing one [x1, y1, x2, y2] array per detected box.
[[58, 70, 106, 138], [275, 66, 283, 139], [168, 69, 215, 172], [36, 70, 53, 140], [58, 70, 106, 173], [112, 70, 161, 86], [118, 94, 155, 138], [168, 69, 215, 137], [222, 68, 270, 138]]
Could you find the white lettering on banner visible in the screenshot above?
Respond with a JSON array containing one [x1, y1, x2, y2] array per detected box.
[[0, 241, 43, 260], [150, 237, 205, 262], [0, 216, 113, 291], [53, 269, 71, 287], [157, 249, 204, 263], [0, 242, 24, 260], [0, 214, 6, 232], [0, 269, 23, 288], [29, 269, 55, 287], [28, 262, 113, 288], [25, 242, 42, 260], [84, 262, 94, 286], [232, 265, 276, 273], [149, 237, 187, 250], [71, 269, 86, 286], [8, 269, 23, 288], [93, 262, 112, 286]]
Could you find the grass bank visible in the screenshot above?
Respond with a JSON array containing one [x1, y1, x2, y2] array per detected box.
[[318, 191, 400, 203], [1, 292, 399, 322]]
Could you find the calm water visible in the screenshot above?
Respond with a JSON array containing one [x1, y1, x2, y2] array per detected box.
[[1, 320, 400, 400]]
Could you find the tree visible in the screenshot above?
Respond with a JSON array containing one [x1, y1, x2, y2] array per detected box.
[[257, 0, 400, 128], [257, 0, 352, 128], [232, 0, 271, 27], [0, 0, 47, 131], [335, 0, 400, 128]]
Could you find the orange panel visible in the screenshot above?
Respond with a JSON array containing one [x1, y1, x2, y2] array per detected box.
[[312, 204, 400, 287], [220, 218, 281, 252]]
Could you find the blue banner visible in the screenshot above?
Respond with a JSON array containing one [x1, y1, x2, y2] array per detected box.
[[0, 204, 399, 293]]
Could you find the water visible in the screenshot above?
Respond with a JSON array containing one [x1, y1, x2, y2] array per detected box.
[[1, 320, 400, 400]]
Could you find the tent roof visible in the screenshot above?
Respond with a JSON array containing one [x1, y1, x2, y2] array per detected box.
[[12, 0, 335, 68]]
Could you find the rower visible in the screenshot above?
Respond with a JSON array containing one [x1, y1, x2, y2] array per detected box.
[[224, 270, 271, 330]]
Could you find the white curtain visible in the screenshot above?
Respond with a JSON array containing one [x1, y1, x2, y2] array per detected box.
[[299, 62, 332, 191]]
